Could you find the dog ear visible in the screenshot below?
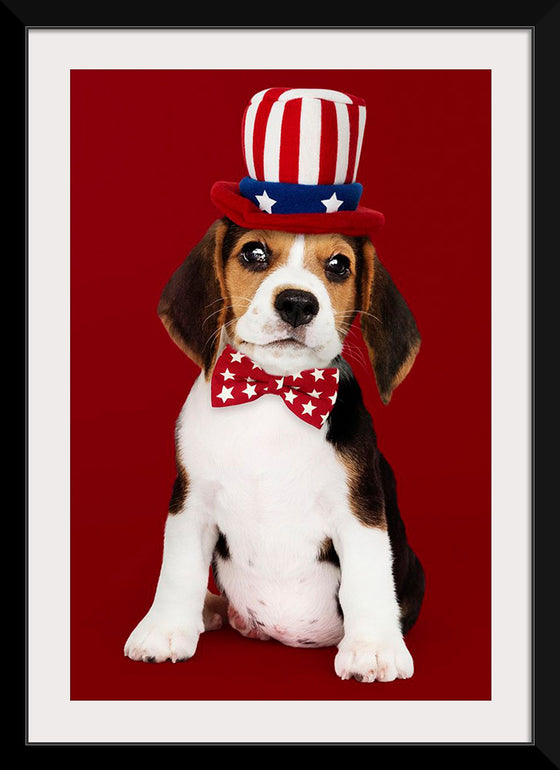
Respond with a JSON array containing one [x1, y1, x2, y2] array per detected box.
[[359, 240, 421, 404], [157, 219, 229, 376]]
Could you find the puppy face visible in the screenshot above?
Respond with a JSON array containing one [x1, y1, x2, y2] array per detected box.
[[158, 218, 420, 403], [221, 226, 366, 375]]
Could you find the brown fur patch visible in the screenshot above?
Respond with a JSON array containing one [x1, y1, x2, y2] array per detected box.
[[302, 234, 361, 336], [168, 427, 189, 515], [168, 464, 189, 515], [388, 338, 422, 392], [222, 229, 296, 336], [338, 446, 388, 529]]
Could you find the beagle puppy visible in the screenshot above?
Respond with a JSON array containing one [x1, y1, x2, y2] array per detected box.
[[124, 217, 425, 683]]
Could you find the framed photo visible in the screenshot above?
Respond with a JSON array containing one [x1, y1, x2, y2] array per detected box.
[[21, 22, 551, 755], [70, 64, 495, 697]]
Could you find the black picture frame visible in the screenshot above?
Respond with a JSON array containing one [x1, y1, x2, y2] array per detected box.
[[11, 9, 558, 763]]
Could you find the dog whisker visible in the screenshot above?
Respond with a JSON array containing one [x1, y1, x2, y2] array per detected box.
[[205, 319, 234, 347], [339, 327, 369, 372], [204, 318, 238, 352], [335, 321, 353, 332], [206, 295, 253, 306], [335, 309, 382, 326], [202, 296, 253, 330], [341, 345, 368, 373], [201, 304, 240, 328]]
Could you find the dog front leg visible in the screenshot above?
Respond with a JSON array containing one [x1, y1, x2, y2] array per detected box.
[[333, 520, 414, 683], [124, 494, 217, 663]]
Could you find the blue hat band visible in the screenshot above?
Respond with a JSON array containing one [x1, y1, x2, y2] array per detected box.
[[239, 176, 363, 216]]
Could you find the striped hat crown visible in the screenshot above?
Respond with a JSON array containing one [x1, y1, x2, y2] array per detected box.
[[210, 86, 384, 237], [239, 87, 367, 215]]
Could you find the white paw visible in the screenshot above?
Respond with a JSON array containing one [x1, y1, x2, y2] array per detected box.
[[124, 611, 201, 663], [334, 636, 414, 683]]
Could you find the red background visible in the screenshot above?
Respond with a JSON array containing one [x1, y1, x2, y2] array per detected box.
[[70, 69, 491, 701]]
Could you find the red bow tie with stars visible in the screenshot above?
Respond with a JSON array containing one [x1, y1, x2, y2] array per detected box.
[[211, 345, 339, 429]]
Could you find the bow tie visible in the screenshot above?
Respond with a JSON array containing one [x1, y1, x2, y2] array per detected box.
[[211, 345, 339, 429]]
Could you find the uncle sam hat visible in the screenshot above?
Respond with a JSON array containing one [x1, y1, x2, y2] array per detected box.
[[211, 87, 385, 238]]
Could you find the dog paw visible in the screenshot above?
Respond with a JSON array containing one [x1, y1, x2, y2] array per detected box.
[[124, 612, 201, 663], [334, 636, 414, 683]]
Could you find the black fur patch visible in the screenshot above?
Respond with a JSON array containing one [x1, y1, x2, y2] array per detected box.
[[215, 530, 230, 560], [326, 357, 424, 633], [157, 219, 227, 373], [335, 592, 344, 620], [360, 254, 421, 405], [211, 532, 230, 595], [325, 357, 369, 447], [378, 452, 425, 634], [326, 357, 385, 527]]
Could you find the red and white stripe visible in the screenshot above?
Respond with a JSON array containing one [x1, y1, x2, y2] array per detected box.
[[242, 88, 367, 186]]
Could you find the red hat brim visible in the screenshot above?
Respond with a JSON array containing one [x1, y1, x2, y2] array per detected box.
[[211, 181, 385, 240]]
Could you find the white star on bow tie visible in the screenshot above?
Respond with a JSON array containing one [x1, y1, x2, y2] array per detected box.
[[217, 385, 234, 403], [311, 369, 325, 381], [284, 390, 297, 404], [221, 368, 235, 381], [242, 383, 257, 399], [230, 350, 244, 363], [301, 400, 316, 416]]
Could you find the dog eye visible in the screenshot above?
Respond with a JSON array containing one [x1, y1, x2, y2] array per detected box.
[[239, 241, 269, 271], [325, 254, 351, 281]]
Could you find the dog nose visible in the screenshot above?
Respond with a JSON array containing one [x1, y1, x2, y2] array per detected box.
[[274, 289, 319, 328]]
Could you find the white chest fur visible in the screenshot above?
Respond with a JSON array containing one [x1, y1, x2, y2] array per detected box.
[[177, 374, 348, 647]]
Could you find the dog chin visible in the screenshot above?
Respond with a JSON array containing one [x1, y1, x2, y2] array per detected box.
[[237, 338, 339, 377]]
